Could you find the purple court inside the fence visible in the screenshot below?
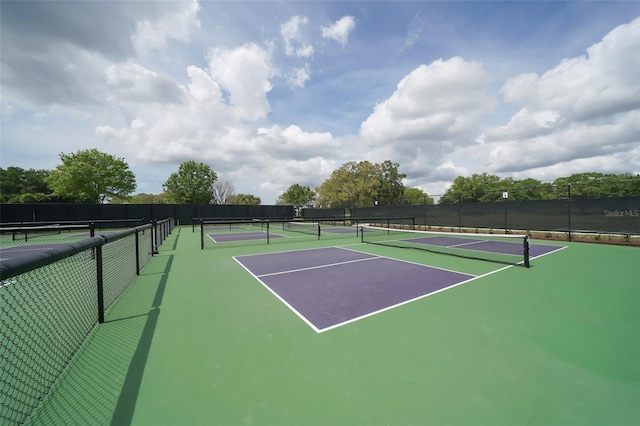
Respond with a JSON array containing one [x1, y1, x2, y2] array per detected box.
[[234, 247, 477, 332], [321, 227, 356, 235], [0, 243, 65, 260], [208, 225, 248, 231], [400, 235, 563, 258], [0, 231, 124, 260], [208, 232, 284, 243]]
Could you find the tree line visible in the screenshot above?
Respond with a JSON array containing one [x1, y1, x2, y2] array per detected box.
[[0, 149, 262, 205], [439, 172, 640, 204], [1, 149, 638, 206]]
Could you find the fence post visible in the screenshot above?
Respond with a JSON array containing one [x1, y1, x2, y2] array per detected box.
[[504, 192, 508, 234], [135, 230, 140, 275], [96, 244, 105, 324], [567, 184, 572, 242], [200, 219, 204, 250], [150, 224, 155, 256], [152, 220, 159, 254]]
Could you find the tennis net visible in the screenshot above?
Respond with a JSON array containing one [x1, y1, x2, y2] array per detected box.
[[283, 221, 320, 238], [360, 225, 530, 267]]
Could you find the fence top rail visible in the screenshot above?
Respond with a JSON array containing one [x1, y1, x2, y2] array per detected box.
[[198, 218, 291, 224], [350, 216, 416, 220], [0, 224, 90, 232], [97, 223, 153, 243], [199, 217, 416, 226], [1, 223, 154, 281], [0, 236, 105, 281], [0, 218, 144, 227], [153, 218, 174, 224]]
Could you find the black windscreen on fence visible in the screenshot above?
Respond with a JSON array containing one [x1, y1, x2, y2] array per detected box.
[[302, 208, 346, 219], [0, 204, 294, 226], [570, 197, 639, 233], [305, 196, 640, 234]]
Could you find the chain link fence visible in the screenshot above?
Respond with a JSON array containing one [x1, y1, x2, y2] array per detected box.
[[304, 196, 640, 238], [0, 220, 174, 425]]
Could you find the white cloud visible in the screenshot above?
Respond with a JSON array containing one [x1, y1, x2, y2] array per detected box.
[[500, 18, 640, 124], [96, 58, 341, 201], [360, 57, 494, 172], [288, 66, 311, 88], [479, 17, 640, 176], [0, 1, 202, 111], [483, 110, 640, 173], [133, 0, 201, 53], [4, 2, 638, 204], [403, 13, 424, 51], [321, 16, 356, 47], [295, 44, 314, 59], [280, 16, 314, 58], [208, 43, 275, 121], [106, 63, 184, 104]]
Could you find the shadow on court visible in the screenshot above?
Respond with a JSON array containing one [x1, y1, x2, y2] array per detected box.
[[27, 233, 178, 425]]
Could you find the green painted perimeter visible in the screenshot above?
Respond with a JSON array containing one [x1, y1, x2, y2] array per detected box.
[[27, 227, 640, 425]]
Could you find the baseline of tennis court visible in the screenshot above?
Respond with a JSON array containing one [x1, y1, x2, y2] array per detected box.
[[235, 247, 482, 332]]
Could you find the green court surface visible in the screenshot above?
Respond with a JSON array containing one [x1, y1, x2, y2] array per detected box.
[[26, 226, 639, 425]]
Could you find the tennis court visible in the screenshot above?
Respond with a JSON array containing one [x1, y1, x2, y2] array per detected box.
[[0, 225, 131, 260], [16, 225, 640, 425]]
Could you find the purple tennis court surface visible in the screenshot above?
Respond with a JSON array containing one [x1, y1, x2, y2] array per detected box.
[[208, 232, 285, 243], [321, 227, 356, 235], [0, 243, 65, 260], [207, 225, 248, 231], [401, 236, 563, 258], [234, 247, 476, 332]]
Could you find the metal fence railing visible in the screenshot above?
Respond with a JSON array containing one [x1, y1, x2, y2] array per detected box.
[[0, 220, 174, 425]]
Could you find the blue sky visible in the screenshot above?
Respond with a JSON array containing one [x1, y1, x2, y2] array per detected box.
[[1, 1, 639, 203]]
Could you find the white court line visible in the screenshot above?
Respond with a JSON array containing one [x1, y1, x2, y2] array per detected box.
[[233, 256, 322, 333], [234, 245, 361, 259], [256, 256, 382, 278], [447, 239, 490, 248], [208, 231, 279, 244], [233, 243, 560, 334], [339, 246, 476, 278], [530, 244, 568, 261], [318, 263, 517, 333]]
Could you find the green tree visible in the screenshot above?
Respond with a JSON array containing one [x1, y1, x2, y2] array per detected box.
[[439, 173, 503, 204], [377, 160, 407, 205], [552, 173, 640, 198], [227, 193, 261, 205], [402, 187, 434, 205], [110, 193, 168, 204], [280, 184, 316, 213], [163, 161, 217, 204], [315, 160, 405, 208], [499, 178, 555, 201], [0, 167, 53, 202], [46, 149, 136, 203]]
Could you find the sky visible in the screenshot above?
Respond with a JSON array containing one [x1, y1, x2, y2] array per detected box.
[[1, 1, 639, 204]]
